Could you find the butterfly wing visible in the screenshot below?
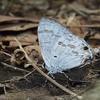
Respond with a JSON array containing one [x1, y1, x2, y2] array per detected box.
[[38, 18, 68, 71], [38, 18, 93, 74], [50, 33, 93, 73]]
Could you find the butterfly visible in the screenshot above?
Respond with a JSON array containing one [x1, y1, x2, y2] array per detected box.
[[38, 18, 94, 74]]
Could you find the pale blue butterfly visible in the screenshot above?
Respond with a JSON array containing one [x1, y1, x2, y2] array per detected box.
[[38, 18, 94, 74]]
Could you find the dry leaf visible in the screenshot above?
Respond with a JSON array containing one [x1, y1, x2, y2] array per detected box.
[[0, 15, 39, 31]]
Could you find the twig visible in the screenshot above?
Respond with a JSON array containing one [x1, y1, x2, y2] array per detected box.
[[0, 69, 35, 84], [1, 62, 29, 73], [4, 85, 7, 95], [0, 51, 12, 57], [14, 37, 82, 100], [24, 69, 35, 78], [67, 13, 76, 26], [68, 4, 87, 17], [67, 24, 100, 28]]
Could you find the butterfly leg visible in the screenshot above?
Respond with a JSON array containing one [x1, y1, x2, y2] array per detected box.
[[62, 72, 71, 81], [42, 72, 55, 88], [42, 63, 45, 68], [42, 63, 55, 86]]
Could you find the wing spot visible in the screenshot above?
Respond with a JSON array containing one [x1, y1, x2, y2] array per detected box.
[[58, 42, 62, 45], [45, 29, 53, 33], [67, 44, 76, 48], [54, 56, 57, 58], [58, 42, 66, 47], [83, 46, 88, 50]]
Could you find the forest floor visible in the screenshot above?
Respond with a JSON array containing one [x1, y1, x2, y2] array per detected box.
[[0, 0, 100, 100]]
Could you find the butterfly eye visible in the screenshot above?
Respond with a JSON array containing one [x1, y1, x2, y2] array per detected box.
[[83, 46, 88, 50]]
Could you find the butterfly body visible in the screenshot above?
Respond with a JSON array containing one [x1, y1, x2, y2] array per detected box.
[[38, 18, 93, 74]]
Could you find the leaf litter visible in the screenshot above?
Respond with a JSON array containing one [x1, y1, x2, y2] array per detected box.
[[0, 0, 99, 100]]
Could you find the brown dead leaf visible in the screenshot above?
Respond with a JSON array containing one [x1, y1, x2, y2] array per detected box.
[[67, 17, 85, 38], [0, 23, 37, 31], [0, 15, 39, 23], [90, 33, 100, 40], [0, 15, 39, 31], [0, 31, 38, 47], [24, 45, 40, 54]]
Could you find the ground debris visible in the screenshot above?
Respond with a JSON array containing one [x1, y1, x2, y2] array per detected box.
[[0, 0, 99, 100]]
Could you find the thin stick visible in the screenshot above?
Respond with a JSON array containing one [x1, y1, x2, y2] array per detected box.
[[24, 70, 35, 78], [67, 24, 100, 28], [14, 38, 82, 100], [0, 51, 12, 57], [1, 62, 29, 73]]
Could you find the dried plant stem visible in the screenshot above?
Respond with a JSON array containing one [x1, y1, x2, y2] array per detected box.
[[15, 37, 82, 100], [68, 24, 100, 28], [0, 51, 12, 57], [1, 62, 29, 73]]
